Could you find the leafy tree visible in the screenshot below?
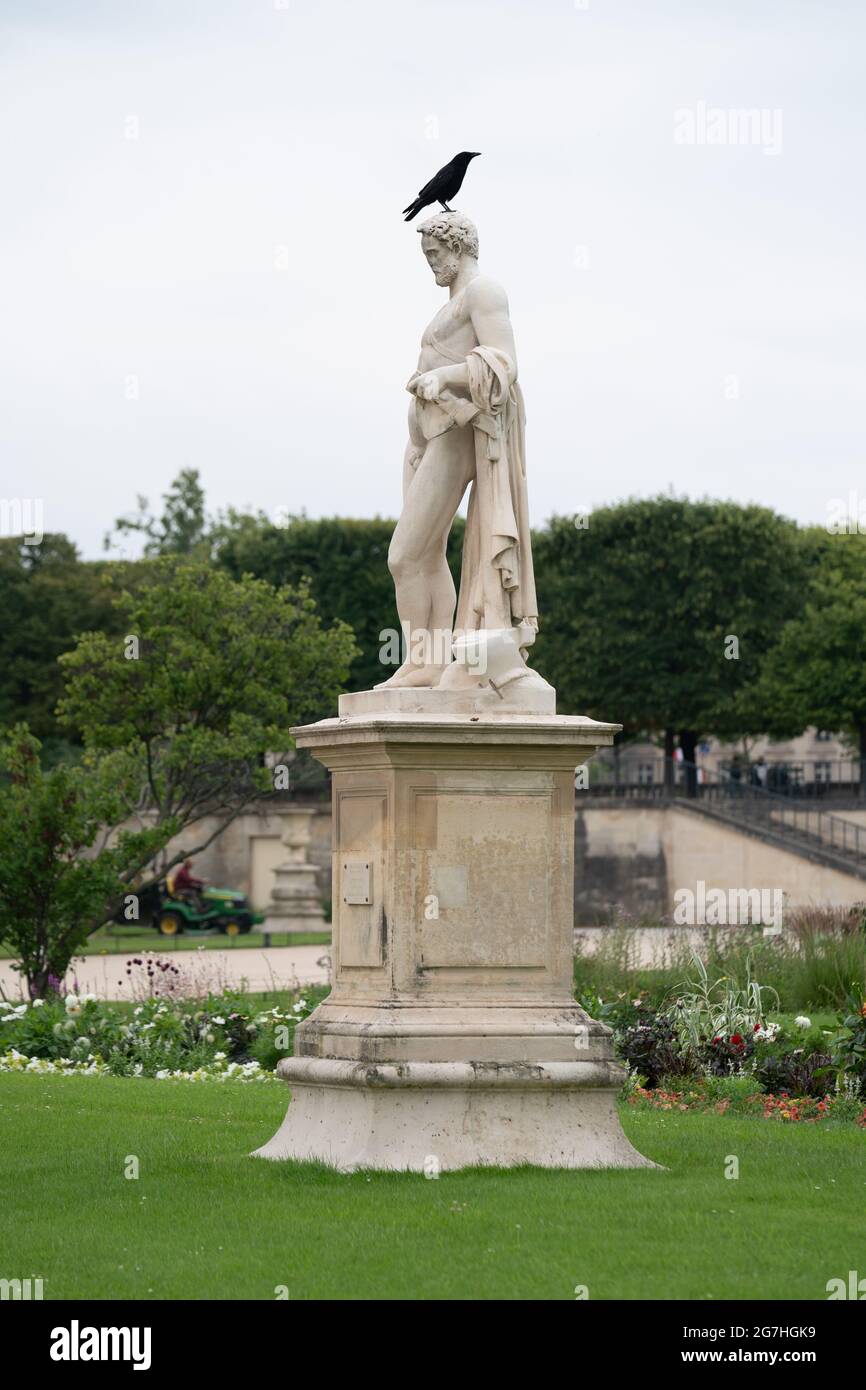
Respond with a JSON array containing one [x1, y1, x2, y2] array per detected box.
[[105, 468, 209, 558], [753, 532, 866, 792], [58, 559, 357, 821], [532, 496, 810, 786], [0, 561, 356, 994], [215, 512, 465, 693], [0, 536, 120, 752], [0, 726, 169, 997]]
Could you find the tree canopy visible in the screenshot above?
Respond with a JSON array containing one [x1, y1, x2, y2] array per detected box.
[[215, 511, 465, 694], [532, 495, 814, 763], [0, 536, 120, 755], [753, 531, 866, 784], [0, 560, 357, 994]]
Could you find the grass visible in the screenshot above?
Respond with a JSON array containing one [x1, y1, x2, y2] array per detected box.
[[0, 925, 332, 960], [1, 1073, 863, 1300], [574, 921, 866, 1014]]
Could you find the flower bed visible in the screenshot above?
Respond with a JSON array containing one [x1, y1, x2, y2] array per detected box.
[[0, 959, 326, 1080], [627, 1076, 866, 1125], [580, 952, 866, 1110], [0, 1049, 273, 1082]]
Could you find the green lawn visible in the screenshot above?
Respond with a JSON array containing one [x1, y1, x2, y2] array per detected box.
[[1, 1074, 862, 1300], [0, 926, 332, 959]]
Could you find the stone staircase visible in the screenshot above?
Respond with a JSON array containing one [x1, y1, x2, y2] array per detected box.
[[588, 757, 866, 883]]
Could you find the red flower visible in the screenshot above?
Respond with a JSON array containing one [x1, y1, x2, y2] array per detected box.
[[730, 1033, 744, 1046]]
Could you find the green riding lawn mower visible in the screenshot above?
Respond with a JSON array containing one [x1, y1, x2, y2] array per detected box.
[[132, 882, 265, 939]]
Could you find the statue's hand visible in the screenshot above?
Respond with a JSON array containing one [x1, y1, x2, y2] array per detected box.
[[413, 371, 442, 402]]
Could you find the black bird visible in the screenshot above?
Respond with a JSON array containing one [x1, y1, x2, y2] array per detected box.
[[402, 151, 481, 221]]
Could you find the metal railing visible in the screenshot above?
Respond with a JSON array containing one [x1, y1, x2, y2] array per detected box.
[[590, 756, 863, 798], [584, 756, 866, 870], [717, 758, 863, 793]]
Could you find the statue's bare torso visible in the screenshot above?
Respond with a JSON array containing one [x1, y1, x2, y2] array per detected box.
[[379, 225, 518, 689]]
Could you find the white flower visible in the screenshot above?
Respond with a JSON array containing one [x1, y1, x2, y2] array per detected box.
[[205, 1032, 215, 1044], [0, 1045, 276, 1083], [754, 1022, 780, 1042], [32, 998, 45, 1008], [212, 1016, 225, 1025], [213, 1051, 227, 1061], [64, 995, 82, 1017], [795, 1016, 811, 1030]]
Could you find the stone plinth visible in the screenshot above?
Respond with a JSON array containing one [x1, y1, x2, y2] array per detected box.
[[339, 681, 555, 719], [263, 806, 327, 936], [253, 710, 653, 1171]]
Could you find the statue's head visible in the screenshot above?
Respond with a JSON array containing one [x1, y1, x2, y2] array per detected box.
[[418, 210, 479, 286]]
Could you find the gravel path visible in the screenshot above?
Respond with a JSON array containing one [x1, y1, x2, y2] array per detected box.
[[0, 945, 330, 1001]]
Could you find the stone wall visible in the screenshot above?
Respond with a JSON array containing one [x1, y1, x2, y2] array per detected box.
[[574, 806, 668, 920], [574, 802, 866, 922]]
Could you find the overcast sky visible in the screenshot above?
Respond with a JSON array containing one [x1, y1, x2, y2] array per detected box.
[[3, 0, 864, 558]]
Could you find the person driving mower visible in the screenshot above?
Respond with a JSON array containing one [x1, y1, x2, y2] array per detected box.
[[168, 858, 207, 914]]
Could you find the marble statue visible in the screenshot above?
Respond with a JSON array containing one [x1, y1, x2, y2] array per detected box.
[[379, 210, 539, 692], [253, 197, 652, 1175]]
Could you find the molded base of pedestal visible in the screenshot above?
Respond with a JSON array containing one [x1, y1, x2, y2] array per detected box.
[[339, 679, 556, 719], [252, 1058, 656, 1171]]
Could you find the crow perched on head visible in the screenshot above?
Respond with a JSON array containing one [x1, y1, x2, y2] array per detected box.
[[402, 151, 481, 222]]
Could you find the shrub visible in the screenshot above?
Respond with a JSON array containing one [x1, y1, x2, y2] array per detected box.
[[702, 1030, 757, 1076], [828, 992, 866, 1094], [755, 1050, 834, 1099], [617, 1007, 698, 1088]]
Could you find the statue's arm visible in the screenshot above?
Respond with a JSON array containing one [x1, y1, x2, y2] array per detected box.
[[466, 278, 517, 376]]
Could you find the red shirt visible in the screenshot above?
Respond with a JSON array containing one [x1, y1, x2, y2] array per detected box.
[[174, 865, 203, 892]]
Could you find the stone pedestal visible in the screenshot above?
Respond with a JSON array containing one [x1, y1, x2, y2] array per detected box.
[[253, 709, 653, 1171], [262, 807, 327, 936]]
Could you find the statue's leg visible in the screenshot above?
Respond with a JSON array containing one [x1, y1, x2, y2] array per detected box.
[[402, 440, 421, 501], [378, 427, 475, 688]]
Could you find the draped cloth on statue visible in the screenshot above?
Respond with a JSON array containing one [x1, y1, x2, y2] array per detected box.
[[457, 347, 538, 634], [408, 340, 538, 635]]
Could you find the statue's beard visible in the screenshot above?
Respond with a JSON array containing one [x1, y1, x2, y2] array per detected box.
[[433, 257, 459, 286]]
